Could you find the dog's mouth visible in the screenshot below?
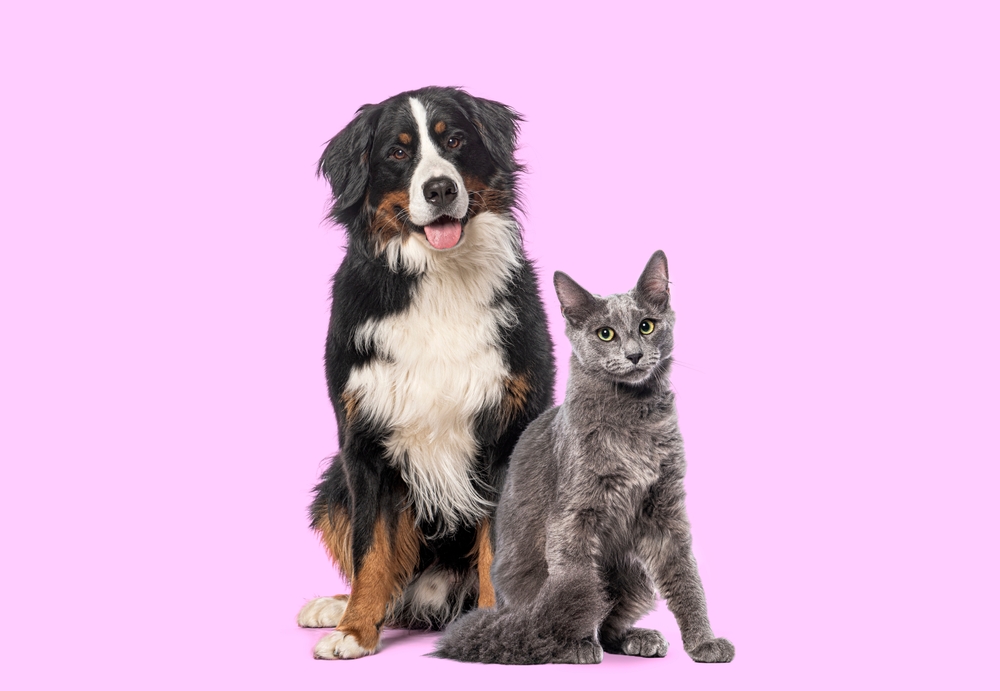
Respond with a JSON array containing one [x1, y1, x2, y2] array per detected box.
[[416, 216, 464, 250]]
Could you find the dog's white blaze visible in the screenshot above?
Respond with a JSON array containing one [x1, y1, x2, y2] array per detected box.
[[346, 211, 522, 530], [407, 97, 469, 227]]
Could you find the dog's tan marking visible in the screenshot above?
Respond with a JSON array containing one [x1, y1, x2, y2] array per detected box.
[[340, 392, 360, 425], [336, 512, 421, 650], [503, 373, 531, 422], [464, 175, 510, 217], [472, 518, 496, 608], [434, 120, 446, 134], [372, 190, 411, 254], [464, 175, 487, 194], [399, 132, 411, 144], [317, 507, 354, 580]]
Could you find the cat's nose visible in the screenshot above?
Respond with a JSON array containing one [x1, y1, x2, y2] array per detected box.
[[626, 352, 642, 365]]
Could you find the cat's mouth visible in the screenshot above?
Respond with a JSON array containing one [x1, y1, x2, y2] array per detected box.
[[606, 364, 650, 381], [619, 367, 652, 382], [608, 355, 670, 385], [414, 216, 465, 250]]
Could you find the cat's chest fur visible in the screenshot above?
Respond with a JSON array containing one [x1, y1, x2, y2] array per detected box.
[[557, 395, 675, 511], [344, 214, 521, 531]]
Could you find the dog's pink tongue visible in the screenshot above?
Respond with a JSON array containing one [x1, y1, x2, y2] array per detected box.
[[424, 219, 462, 249]]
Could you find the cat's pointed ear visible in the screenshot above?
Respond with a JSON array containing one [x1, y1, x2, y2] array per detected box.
[[636, 250, 670, 309], [554, 271, 597, 326]]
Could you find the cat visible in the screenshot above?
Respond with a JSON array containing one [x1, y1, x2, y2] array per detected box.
[[433, 250, 735, 665]]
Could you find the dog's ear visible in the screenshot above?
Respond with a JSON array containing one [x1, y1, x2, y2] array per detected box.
[[318, 104, 383, 226], [459, 92, 522, 173], [554, 271, 598, 326], [635, 250, 670, 310]]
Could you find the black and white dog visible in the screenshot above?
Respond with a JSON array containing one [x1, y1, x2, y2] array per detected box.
[[297, 87, 554, 659]]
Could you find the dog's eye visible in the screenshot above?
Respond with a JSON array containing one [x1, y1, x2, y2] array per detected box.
[[639, 320, 655, 335], [390, 147, 409, 161], [446, 136, 462, 150], [597, 327, 615, 342]]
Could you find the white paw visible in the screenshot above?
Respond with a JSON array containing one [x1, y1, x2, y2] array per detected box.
[[297, 597, 348, 628], [313, 630, 375, 660]]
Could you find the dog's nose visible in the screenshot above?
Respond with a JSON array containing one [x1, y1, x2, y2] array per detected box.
[[423, 177, 458, 206], [626, 352, 642, 365]]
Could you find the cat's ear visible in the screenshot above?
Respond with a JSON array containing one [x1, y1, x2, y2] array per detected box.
[[554, 271, 597, 326], [636, 250, 670, 309]]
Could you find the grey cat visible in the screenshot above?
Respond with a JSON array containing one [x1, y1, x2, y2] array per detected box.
[[433, 251, 735, 665]]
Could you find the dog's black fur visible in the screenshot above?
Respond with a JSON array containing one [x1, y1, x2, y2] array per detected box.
[[302, 87, 554, 657]]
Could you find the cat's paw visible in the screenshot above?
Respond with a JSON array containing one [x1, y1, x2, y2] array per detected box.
[[297, 596, 348, 628], [552, 636, 603, 664], [571, 637, 604, 664], [313, 630, 376, 660], [687, 637, 735, 663], [607, 627, 668, 657]]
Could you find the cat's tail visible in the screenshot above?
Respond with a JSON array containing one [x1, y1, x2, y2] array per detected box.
[[432, 591, 604, 665]]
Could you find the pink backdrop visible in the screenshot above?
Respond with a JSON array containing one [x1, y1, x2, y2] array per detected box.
[[2, 1, 997, 689]]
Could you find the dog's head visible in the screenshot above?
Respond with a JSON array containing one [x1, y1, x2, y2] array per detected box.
[[318, 87, 522, 264]]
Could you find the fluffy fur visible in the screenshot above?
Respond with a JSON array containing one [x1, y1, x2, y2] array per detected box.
[[299, 87, 554, 659], [435, 252, 735, 665]]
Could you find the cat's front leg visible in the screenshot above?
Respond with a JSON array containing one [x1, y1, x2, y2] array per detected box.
[[602, 627, 668, 657], [536, 508, 611, 662], [598, 552, 664, 657], [641, 522, 735, 663], [564, 636, 604, 664]]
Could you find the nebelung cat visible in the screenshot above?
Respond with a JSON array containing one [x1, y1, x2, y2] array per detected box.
[[434, 251, 735, 664]]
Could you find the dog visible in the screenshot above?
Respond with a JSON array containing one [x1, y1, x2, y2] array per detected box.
[[297, 87, 555, 659]]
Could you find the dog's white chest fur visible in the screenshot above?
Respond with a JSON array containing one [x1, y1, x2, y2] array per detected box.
[[345, 212, 521, 530]]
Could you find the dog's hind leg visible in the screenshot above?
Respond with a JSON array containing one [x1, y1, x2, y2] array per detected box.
[[299, 458, 354, 628], [298, 507, 352, 628], [312, 452, 421, 659], [298, 594, 349, 628], [471, 518, 496, 608]]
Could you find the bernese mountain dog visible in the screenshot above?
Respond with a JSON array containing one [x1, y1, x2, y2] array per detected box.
[[297, 87, 555, 659]]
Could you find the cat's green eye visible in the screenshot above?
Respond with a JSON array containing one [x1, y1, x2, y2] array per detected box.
[[639, 320, 655, 335], [597, 327, 615, 341]]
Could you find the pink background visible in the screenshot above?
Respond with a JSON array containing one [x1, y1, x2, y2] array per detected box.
[[2, 1, 997, 689]]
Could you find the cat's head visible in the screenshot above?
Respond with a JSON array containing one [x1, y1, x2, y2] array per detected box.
[[553, 250, 674, 385]]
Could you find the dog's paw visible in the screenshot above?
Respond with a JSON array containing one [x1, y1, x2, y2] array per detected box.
[[297, 596, 348, 628], [610, 627, 668, 658], [687, 637, 735, 663], [313, 630, 376, 660]]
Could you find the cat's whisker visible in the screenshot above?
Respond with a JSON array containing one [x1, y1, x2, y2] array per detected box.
[[670, 358, 703, 374]]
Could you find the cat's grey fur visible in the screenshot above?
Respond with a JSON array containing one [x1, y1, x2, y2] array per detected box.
[[434, 251, 735, 665]]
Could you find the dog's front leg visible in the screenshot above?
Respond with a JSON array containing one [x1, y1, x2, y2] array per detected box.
[[313, 457, 420, 660]]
